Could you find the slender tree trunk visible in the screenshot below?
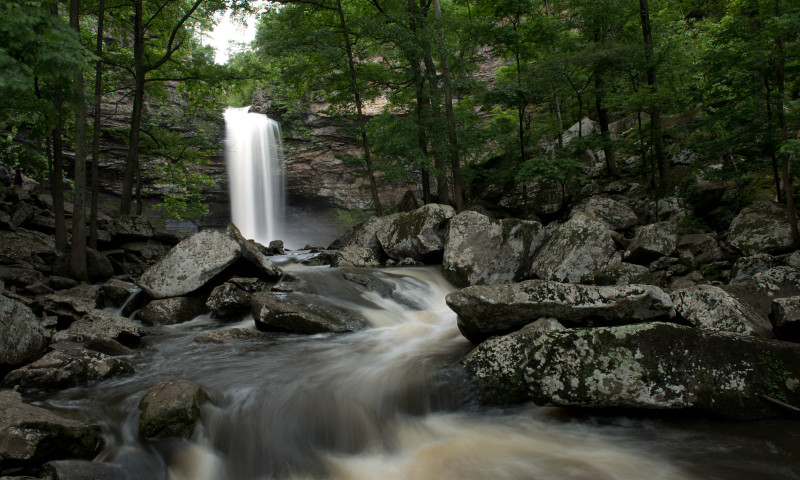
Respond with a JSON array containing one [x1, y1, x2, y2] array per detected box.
[[421, 51, 450, 204], [89, 0, 104, 249], [121, 0, 144, 216], [432, 0, 463, 212], [335, 0, 382, 216], [69, 0, 88, 280], [639, 0, 668, 196], [409, 0, 432, 204], [594, 74, 620, 177], [52, 88, 68, 253]]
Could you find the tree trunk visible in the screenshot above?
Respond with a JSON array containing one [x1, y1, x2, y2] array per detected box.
[[69, 0, 88, 281], [432, 0, 463, 212], [121, 0, 144, 216], [335, 0, 383, 216], [639, 0, 668, 196], [409, 0, 432, 204], [594, 74, 620, 177], [89, 0, 104, 250]]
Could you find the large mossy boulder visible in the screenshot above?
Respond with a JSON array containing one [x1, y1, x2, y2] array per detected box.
[[569, 195, 639, 231], [0, 294, 47, 367], [623, 221, 679, 265], [670, 284, 773, 337], [442, 210, 545, 287], [0, 391, 104, 466], [137, 230, 242, 299], [138, 379, 211, 439], [529, 214, 617, 284], [446, 280, 675, 343], [728, 201, 796, 255], [523, 323, 800, 419], [251, 291, 369, 334], [375, 203, 455, 263]]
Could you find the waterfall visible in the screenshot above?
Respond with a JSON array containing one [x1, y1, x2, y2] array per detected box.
[[224, 106, 286, 245]]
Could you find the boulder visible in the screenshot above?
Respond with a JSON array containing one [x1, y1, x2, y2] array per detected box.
[[0, 390, 104, 466], [138, 379, 211, 439], [462, 318, 565, 404], [770, 296, 800, 342], [332, 246, 381, 268], [206, 282, 252, 317], [569, 196, 638, 231], [251, 292, 369, 334], [500, 177, 565, 217], [53, 249, 115, 282], [446, 280, 675, 343], [752, 266, 800, 295], [32, 284, 102, 327], [624, 221, 679, 265], [524, 323, 800, 418], [51, 310, 146, 353], [194, 327, 265, 344], [530, 214, 617, 283], [0, 266, 44, 289], [137, 230, 242, 299], [2, 343, 134, 389], [0, 294, 47, 367], [728, 201, 795, 255], [138, 297, 208, 326], [328, 216, 388, 255], [111, 215, 155, 241], [0, 228, 57, 264], [442, 210, 545, 287], [43, 460, 127, 480], [730, 253, 777, 284], [226, 224, 283, 279], [102, 278, 139, 306], [655, 197, 689, 223], [670, 284, 773, 337], [374, 204, 455, 263], [585, 262, 653, 286]]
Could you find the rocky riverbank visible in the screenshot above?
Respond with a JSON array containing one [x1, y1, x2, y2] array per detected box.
[[2, 176, 800, 475]]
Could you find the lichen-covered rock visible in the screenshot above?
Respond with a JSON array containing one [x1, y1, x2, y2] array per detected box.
[[137, 230, 242, 299], [138, 379, 211, 439], [0, 266, 44, 289], [462, 318, 565, 404], [332, 246, 381, 268], [2, 343, 134, 389], [524, 323, 800, 418], [730, 253, 777, 284], [585, 262, 652, 286], [51, 310, 146, 353], [446, 280, 675, 343], [752, 266, 800, 295], [111, 215, 155, 241], [770, 296, 800, 342], [670, 285, 773, 337], [728, 201, 795, 255], [0, 228, 57, 264], [102, 278, 139, 306], [443, 210, 545, 287], [226, 223, 283, 279], [251, 291, 369, 334], [53, 248, 115, 282], [500, 177, 565, 216], [0, 390, 104, 466], [569, 196, 639, 231], [530, 214, 617, 284], [328, 216, 388, 254], [138, 296, 208, 326], [206, 282, 252, 317], [375, 203, 455, 263], [32, 284, 102, 327], [194, 327, 265, 344], [624, 221, 679, 265], [0, 294, 47, 367]]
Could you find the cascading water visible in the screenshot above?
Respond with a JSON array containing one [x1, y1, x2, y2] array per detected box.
[[224, 106, 286, 245]]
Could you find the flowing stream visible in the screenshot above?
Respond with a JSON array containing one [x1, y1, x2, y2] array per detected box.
[[28, 261, 800, 480]]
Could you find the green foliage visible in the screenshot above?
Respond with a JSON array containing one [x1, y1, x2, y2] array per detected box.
[[335, 208, 375, 227]]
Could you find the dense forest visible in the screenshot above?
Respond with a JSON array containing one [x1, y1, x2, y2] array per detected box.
[[1, 0, 799, 277]]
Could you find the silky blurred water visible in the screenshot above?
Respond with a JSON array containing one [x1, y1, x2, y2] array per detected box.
[[29, 263, 800, 480]]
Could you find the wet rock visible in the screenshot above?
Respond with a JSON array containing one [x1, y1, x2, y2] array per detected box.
[[770, 296, 800, 342], [624, 221, 678, 265], [524, 323, 800, 418], [138, 297, 208, 326], [102, 278, 139, 306], [730, 254, 778, 284], [728, 201, 795, 255], [530, 214, 617, 284], [328, 216, 387, 255], [206, 283, 252, 317], [442, 210, 545, 287], [0, 294, 47, 367], [375, 203, 455, 263], [51, 310, 146, 351], [268, 240, 285, 255], [2, 343, 134, 389], [462, 318, 565, 404], [251, 291, 369, 334], [446, 280, 675, 344], [227, 224, 283, 280], [43, 460, 126, 480], [194, 327, 265, 344], [0, 390, 104, 466], [670, 284, 773, 337], [569, 196, 638, 231], [137, 230, 242, 299], [138, 379, 211, 439], [585, 262, 653, 286], [332, 246, 381, 268]]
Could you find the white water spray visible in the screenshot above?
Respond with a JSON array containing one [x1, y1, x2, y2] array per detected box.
[[224, 106, 286, 245]]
